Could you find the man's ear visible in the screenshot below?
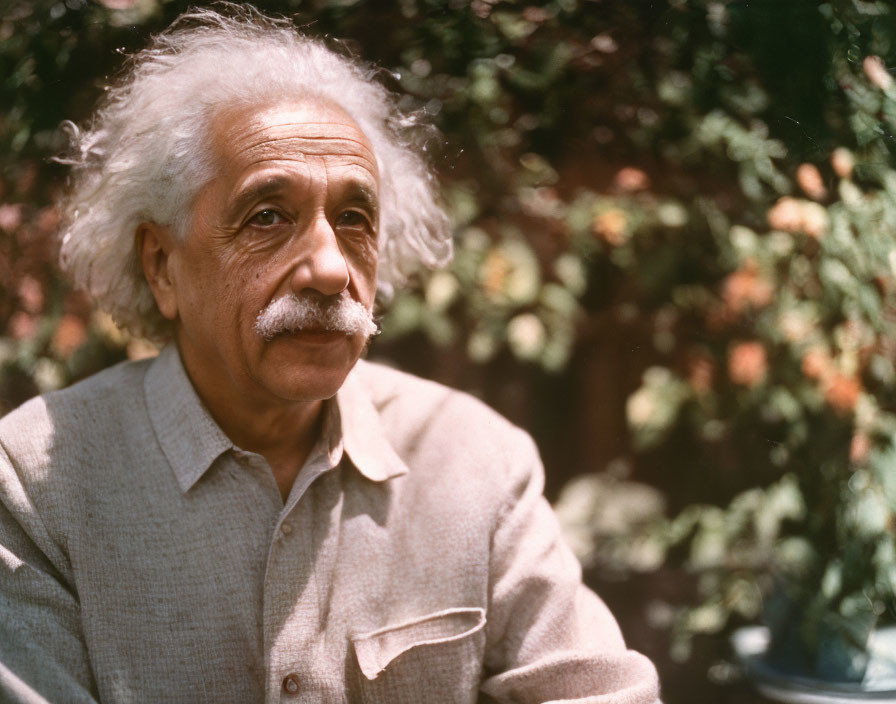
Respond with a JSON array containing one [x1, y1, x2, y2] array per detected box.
[[136, 222, 179, 321]]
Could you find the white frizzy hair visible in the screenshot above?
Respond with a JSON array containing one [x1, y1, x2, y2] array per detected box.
[[57, 5, 452, 339]]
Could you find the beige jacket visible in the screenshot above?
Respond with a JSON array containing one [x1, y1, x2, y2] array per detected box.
[[0, 345, 660, 703]]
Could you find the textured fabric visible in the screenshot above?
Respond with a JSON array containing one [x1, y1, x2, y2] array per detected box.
[[0, 345, 661, 704]]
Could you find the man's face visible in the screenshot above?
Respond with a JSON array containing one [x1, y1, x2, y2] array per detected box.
[[154, 98, 380, 408]]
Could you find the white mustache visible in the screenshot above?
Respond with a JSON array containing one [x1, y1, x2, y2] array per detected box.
[[254, 293, 379, 341]]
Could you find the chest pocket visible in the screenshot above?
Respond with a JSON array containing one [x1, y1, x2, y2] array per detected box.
[[351, 607, 486, 704]]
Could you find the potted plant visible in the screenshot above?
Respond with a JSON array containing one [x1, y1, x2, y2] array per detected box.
[[553, 34, 896, 704]]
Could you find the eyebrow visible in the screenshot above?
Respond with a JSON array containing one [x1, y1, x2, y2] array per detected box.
[[225, 176, 292, 222], [344, 183, 380, 220], [225, 176, 380, 222]]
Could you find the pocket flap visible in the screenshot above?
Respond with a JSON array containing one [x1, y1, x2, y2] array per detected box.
[[352, 607, 486, 680]]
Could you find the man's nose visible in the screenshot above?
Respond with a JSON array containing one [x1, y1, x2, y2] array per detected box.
[[288, 213, 351, 296]]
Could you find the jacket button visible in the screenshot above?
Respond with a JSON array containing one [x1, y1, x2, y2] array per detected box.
[[282, 674, 300, 695]]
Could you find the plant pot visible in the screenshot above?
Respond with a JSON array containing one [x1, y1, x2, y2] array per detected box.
[[760, 584, 881, 683], [732, 626, 896, 703]]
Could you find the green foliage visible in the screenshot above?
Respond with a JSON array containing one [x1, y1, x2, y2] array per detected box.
[[541, 0, 896, 678]]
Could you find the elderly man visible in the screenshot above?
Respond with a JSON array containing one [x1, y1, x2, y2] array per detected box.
[[0, 7, 660, 704]]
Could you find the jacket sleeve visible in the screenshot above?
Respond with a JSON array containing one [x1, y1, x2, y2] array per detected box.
[[0, 444, 100, 704], [479, 431, 661, 704]]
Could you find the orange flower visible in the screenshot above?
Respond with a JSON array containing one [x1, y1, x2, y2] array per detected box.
[[51, 314, 87, 358], [17, 275, 44, 314], [767, 197, 803, 232], [613, 167, 650, 192], [767, 197, 827, 239], [722, 263, 773, 314], [592, 209, 628, 246], [728, 341, 767, 387], [824, 373, 861, 414], [796, 163, 827, 201], [801, 347, 833, 381]]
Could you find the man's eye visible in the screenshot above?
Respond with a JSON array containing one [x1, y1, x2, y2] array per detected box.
[[247, 209, 286, 227], [337, 210, 369, 228]]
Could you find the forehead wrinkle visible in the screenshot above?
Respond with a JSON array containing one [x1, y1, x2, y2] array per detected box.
[[235, 155, 378, 188], [234, 117, 375, 152], [235, 134, 376, 162], [209, 101, 379, 179], [240, 154, 308, 169], [321, 157, 380, 212], [240, 120, 374, 145]]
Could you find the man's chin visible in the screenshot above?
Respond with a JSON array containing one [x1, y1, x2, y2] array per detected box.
[[256, 334, 365, 401], [262, 368, 351, 403]]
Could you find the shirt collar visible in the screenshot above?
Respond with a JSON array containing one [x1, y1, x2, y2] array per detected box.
[[144, 344, 233, 493], [144, 346, 407, 493], [336, 360, 409, 483]]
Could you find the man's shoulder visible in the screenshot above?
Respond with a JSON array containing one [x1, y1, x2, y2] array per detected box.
[[352, 358, 537, 466], [0, 356, 153, 460], [355, 359, 516, 428]]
